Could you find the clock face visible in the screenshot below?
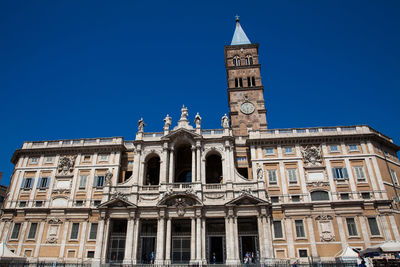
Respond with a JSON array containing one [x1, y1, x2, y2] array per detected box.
[[240, 102, 255, 114]]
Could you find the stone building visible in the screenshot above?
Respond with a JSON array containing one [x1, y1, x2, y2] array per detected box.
[[1, 18, 400, 265]]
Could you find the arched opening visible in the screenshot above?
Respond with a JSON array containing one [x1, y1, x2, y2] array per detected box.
[[311, 191, 330, 201], [175, 144, 192, 183], [144, 156, 160, 185], [206, 154, 222, 183]]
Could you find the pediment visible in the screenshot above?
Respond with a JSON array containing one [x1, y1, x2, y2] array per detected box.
[[157, 192, 203, 207], [225, 193, 269, 206], [162, 128, 202, 141], [98, 197, 137, 209]]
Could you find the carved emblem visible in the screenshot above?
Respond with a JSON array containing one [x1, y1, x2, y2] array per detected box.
[[57, 156, 76, 175], [175, 198, 186, 216], [105, 170, 113, 186], [46, 237, 58, 244], [301, 145, 323, 167], [111, 191, 128, 201], [48, 218, 63, 224], [240, 188, 252, 196], [315, 215, 335, 242]]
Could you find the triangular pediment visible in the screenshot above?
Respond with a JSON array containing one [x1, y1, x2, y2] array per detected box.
[[225, 193, 269, 206], [98, 197, 137, 209], [162, 128, 202, 140]]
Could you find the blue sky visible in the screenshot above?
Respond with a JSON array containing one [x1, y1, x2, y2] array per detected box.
[[1, 1, 399, 186]]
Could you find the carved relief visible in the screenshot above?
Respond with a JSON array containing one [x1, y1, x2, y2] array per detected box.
[[48, 218, 63, 224], [111, 191, 128, 201], [315, 215, 335, 242], [256, 164, 264, 180], [301, 145, 323, 167], [57, 156, 76, 175], [204, 193, 225, 200], [105, 170, 113, 186]]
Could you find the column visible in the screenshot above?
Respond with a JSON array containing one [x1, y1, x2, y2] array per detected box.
[[306, 217, 318, 257], [232, 216, 239, 262], [196, 145, 201, 182], [160, 147, 168, 184], [59, 221, 70, 259], [169, 149, 174, 183], [94, 219, 105, 263], [263, 216, 273, 259], [132, 218, 140, 264], [165, 218, 172, 264], [192, 147, 196, 182], [336, 216, 346, 249], [388, 215, 400, 241], [380, 215, 392, 240], [133, 147, 142, 183], [257, 216, 266, 261], [0, 221, 10, 242], [123, 217, 135, 264], [196, 216, 202, 262], [190, 217, 196, 263], [101, 219, 111, 261], [279, 161, 288, 202], [34, 220, 45, 257], [155, 217, 165, 263], [358, 216, 371, 247], [16, 221, 28, 255], [225, 217, 233, 263], [78, 220, 88, 259], [201, 218, 206, 263], [285, 218, 295, 259]]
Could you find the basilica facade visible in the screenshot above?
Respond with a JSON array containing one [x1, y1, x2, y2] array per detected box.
[[1, 18, 400, 266]]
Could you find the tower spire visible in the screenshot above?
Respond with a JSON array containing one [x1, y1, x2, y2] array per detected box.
[[231, 16, 251, 45]]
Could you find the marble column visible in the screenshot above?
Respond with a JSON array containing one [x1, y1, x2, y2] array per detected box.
[[190, 217, 196, 263], [16, 222, 28, 255], [160, 147, 168, 184], [263, 216, 273, 258], [257, 216, 266, 261], [131, 218, 140, 264], [306, 217, 318, 257], [169, 149, 174, 183], [232, 216, 239, 262], [34, 220, 45, 257], [155, 217, 165, 263], [59, 221, 70, 259], [165, 218, 172, 264], [201, 217, 206, 263], [101, 219, 111, 261], [196, 216, 202, 262], [196, 145, 201, 182], [123, 217, 135, 264], [192, 147, 196, 182], [225, 217, 233, 263], [94, 219, 105, 261], [78, 220, 88, 259]]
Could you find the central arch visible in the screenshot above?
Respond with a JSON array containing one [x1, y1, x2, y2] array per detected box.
[[174, 143, 192, 183]]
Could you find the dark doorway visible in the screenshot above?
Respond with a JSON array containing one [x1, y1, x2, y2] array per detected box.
[[209, 236, 224, 263], [175, 144, 192, 183], [171, 219, 191, 263], [139, 220, 157, 263], [107, 219, 127, 263], [145, 156, 160, 185], [206, 218, 226, 264], [238, 217, 259, 263], [206, 154, 223, 183]]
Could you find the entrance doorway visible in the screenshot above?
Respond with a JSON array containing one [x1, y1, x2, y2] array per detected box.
[[238, 217, 259, 263], [139, 220, 157, 263], [107, 219, 127, 263], [206, 218, 226, 264], [171, 219, 191, 263]]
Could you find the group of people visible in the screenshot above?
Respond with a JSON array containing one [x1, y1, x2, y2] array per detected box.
[[243, 251, 256, 266]]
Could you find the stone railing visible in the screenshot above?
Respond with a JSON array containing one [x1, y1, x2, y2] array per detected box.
[[203, 183, 225, 191], [139, 185, 160, 191], [23, 137, 124, 149], [249, 125, 393, 143]]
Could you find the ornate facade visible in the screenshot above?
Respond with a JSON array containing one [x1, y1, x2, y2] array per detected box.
[[1, 18, 400, 266]]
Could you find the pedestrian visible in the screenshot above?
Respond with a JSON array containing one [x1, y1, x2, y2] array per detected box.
[[244, 255, 249, 267], [150, 251, 155, 264], [358, 260, 366, 267], [212, 252, 216, 264], [292, 260, 298, 267]]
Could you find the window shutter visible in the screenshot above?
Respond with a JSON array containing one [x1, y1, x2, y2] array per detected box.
[[93, 176, 98, 187], [37, 178, 42, 188], [20, 178, 26, 189], [343, 168, 349, 178], [46, 177, 50, 188], [29, 178, 34, 189], [332, 168, 337, 179]]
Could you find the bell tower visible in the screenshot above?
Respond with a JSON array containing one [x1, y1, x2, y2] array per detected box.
[[225, 16, 267, 136]]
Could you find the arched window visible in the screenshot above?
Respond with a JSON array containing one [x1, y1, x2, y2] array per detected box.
[[311, 191, 330, 201], [233, 56, 241, 66], [175, 144, 192, 183], [245, 55, 253, 65], [206, 154, 222, 183], [145, 156, 160, 185]]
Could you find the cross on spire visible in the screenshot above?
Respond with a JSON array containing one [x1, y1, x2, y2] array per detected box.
[[235, 15, 240, 22]]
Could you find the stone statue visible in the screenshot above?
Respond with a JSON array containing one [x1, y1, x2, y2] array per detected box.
[[163, 114, 172, 129], [105, 170, 113, 186], [138, 118, 146, 132], [194, 112, 202, 128], [256, 164, 264, 180], [221, 114, 229, 128], [180, 105, 188, 120]]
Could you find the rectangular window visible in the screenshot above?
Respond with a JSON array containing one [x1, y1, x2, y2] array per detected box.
[[273, 221, 283, 238], [89, 223, 98, 240], [284, 147, 293, 154], [99, 154, 109, 161], [295, 220, 305, 238], [70, 223, 80, 240], [390, 169, 399, 185], [27, 223, 38, 239], [128, 161, 133, 165], [20, 178, 34, 189], [30, 157, 39, 164], [94, 176, 105, 187], [332, 167, 349, 179], [299, 249, 308, 258], [361, 192, 371, 199], [11, 223, 21, 239], [340, 193, 350, 200], [287, 169, 298, 184], [368, 218, 380, 236], [83, 155, 92, 162], [35, 201, 43, 207], [45, 156, 54, 163], [264, 147, 274, 155], [329, 145, 339, 152], [348, 144, 359, 151], [270, 196, 279, 203], [353, 166, 366, 182], [291, 195, 300, 202], [19, 201, 26, 207], [87, 251, 95, 258], [79, 175, 88, 189], [76, 201, 84, 207], [346, 218, 358, 236], [93, 200, 101, 207], [237, 156, 247, 162], [267, 170, 277, 184], [37, 177, 50, 189]]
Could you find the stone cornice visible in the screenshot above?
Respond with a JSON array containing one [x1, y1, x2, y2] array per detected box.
[[227, 86, 264, 92]]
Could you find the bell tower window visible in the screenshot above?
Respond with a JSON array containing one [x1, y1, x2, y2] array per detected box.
[[233, 56, 241, 66], [245, 55, 253, 65]]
